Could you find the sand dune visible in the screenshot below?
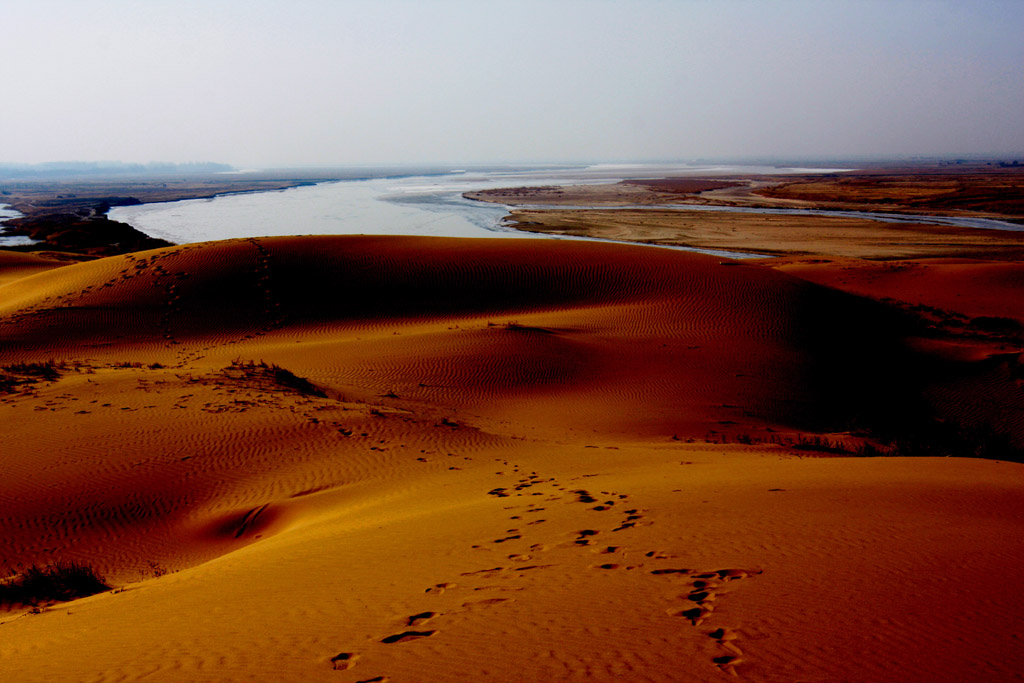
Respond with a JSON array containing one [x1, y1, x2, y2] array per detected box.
[[775, 257, 1024, 322], [1, 236, 920, 436], [0, 250, 69, 286], [772, 256, 1024, 449], [1, 237, 1021, 682]]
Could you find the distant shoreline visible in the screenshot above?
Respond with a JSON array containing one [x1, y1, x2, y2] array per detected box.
[[4, 161, 1023, 258]]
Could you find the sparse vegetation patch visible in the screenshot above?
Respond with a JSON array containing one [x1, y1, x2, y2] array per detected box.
[[223, 359, 327, 397], [0, 360, 64, 393], [711, 422, 1023, 462], [0, 562, 110, 609]]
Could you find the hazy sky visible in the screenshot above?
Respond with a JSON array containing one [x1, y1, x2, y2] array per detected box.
[[3, 0, 1022, 167]]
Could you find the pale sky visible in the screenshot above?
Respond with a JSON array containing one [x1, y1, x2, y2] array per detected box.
[[3, 0, 1022, 167]]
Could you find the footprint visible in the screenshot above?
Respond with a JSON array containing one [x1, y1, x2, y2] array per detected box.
[[461, 567, 505, 577], [644, 551, 674, 559], [713, 654, 744, 676], [380, 630, 436, 644], [462, 598, 513, 610], [709, 627, 739, 642], [709, 628, 744, 660], [406, 611, 436, 626], [678, 606, 713, 625], [425, 582, 455, 594], [687, 591, 716, 604], [330, 652, 359, 671], [573, 490, 597, 504], [716, 568, 761, 580]]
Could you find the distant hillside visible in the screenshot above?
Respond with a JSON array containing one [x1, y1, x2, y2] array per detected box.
[[0, 161, 234, 179]]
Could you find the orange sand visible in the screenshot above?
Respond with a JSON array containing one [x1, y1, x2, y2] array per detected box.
[[0, 250, 69, 285], [0, 236, 1021, 682], [774, 257, 1024, 322]]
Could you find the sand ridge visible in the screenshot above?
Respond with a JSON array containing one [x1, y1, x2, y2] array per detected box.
[[1, 235, 922, 438]]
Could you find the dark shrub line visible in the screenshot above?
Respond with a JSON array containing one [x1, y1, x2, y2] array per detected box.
[[0, 562, 110, 609], [702, 422, 1022, 462], [225, 359, 327, 397], [0, 360, 66, 393]]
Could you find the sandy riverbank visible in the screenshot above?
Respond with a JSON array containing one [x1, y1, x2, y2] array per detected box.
[[502, 206, 1024, 260]]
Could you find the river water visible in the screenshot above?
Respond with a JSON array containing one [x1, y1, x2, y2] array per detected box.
[[0, 204, 33, 247]]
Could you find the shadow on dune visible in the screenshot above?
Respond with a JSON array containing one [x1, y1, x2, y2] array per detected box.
[[0, 235, 1011, 453]]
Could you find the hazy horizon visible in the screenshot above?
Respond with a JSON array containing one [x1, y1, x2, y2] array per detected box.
[[3, 0, 1022, 168]]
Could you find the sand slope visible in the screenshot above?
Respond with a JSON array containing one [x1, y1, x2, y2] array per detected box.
[[775, 257, 1024, 323], [0, 250, 69, 286], [0, 236, 917, 436], [1, 236, 1021, 682], [773, 256, 1024, 447]]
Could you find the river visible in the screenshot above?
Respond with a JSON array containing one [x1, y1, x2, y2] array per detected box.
[[94, 163, 1024, 256], [0, 204, 33, 247]]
